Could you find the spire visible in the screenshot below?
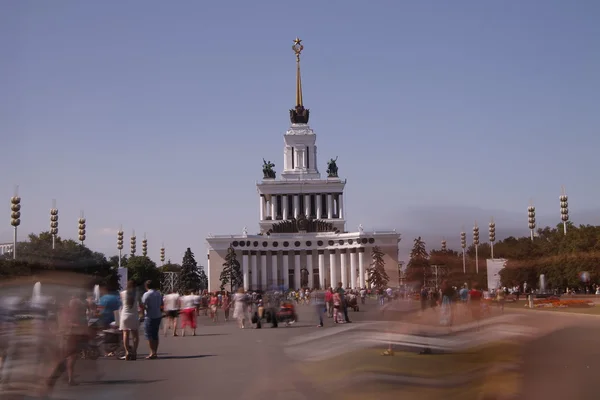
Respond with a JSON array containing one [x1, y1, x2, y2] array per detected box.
[[290, 37, 310, 124]]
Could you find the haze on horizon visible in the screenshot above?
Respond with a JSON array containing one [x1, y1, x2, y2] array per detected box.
[[2, 1, 599, 263]]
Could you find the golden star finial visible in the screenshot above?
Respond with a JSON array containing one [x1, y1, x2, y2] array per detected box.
[[292, 37, 304, 59]]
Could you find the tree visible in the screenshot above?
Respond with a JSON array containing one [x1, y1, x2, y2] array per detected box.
[[367, 246, 389, 289], [126, 256, 161, 286], [179, 248, 201, 293], [405, 237, 429, 286], [198, 266, 208, 291], [220, 246, 242, 292]]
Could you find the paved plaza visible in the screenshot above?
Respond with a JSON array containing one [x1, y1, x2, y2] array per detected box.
[[46, 301, 600, 400]]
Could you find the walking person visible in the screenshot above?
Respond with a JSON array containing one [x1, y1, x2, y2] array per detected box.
[[325, 288, 334, 318], [222, 291, 231, 322], [163, 290, 180, 337], [141, 280, 163, 359], [311, 289, 326, 327], [336, 282, 351, 323], [180, 291, 197, 336], [119, 280, 140, 360], [209, 292, 219, 323], [233, 288, 248, 329]]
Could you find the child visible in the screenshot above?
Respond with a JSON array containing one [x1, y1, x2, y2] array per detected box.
[[332, 292, 344, 324]]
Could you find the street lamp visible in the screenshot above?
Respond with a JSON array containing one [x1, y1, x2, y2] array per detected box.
[[441, 239, 447, 252], [528, 203, 536, 241], [50, 200, 58, 250], [10, 188, 21, 260], [78, 212, 86, 246], [130, 231, 137, 257], [460, 230, 466, 274], [117, 228, 124, 267], [560, 187, 569, 235], [473, 222, 480, 274], [142, 233, 148, 257], [489, 218, 496, 259], [160, 245, 165, 266]]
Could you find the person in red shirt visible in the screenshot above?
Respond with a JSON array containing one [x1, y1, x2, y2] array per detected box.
[[469, 283, 483, 324]]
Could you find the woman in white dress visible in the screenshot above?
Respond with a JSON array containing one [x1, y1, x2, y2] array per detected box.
[[119, 280, 140, 360], [232, 288, 248, 329]]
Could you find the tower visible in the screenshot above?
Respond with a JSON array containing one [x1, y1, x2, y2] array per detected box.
[[256, 38, 346, 234]]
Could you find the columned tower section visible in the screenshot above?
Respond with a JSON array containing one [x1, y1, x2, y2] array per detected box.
[[257, 38, 346, 234]]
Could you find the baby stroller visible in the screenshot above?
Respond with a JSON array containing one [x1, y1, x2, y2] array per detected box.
[[99, 323, 125, 358], [276, 302, 297, 326], [347, 294, 359, 312]]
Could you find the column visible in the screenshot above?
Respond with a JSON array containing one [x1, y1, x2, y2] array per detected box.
[[293, 195, 299, 219], [306, 250, 313, 289], [304, 194, 310, 217], [339, 193, 344, 219], [259, 195, 265, 221], [283, 251, 290, 290], [282, 195, 288, 220], [251, 251, 258, 290], [271, 251, 278, 288], [207, 253, 211, 292], [294, 251, 301, 289], [260, 251, 268, 289], [271, 196, 278, 220], [329, 250, 337, 288], [316, 194, 322, 219], [358, 248, 366, 288], [318, 250, 325, 289], [265, 198, 271, 219], [350, 249, 358, 289], [327, 194, 333, 219], [340, 249, 348, 288], [242, 251, 249, 291]]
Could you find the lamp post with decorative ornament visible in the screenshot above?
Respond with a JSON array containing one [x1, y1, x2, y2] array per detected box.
[[460, 230, 466, 274], [117, 228, 124, 267], [473, 223, 480, 274], [560, 187, 569, 235], [441, 239, 447, 252], [142, 234, 148, 257], [528, 204, 536, 241], [78, 212, 86, 246], [130, 231, 137, 257], [489, 218, 496, 259], [160, 245, 165, 266], [10, 187, 21, 260], [50, 200, 58, 250]]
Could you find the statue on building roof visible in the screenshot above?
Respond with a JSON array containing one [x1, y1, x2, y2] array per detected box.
[[327, 157, 339, 178], [262, 159, 276, 179]]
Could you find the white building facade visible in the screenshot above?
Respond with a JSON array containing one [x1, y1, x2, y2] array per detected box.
[[205, 39, 400, 292]]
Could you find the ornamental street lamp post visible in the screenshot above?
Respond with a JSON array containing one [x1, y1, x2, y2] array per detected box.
[[560, 187, 569, 235], [10, 187, 21, 260], [441, 239, 447, 252], [160, 245, 165, 266], [117, 228, 124, 268], [528, 204, 536, 241], [473, 223, 480, 274], [142, 233, 148, 257], [50, 200, 58, 250], [130, 231, 137, 257], [78, 212, 86, 246], [489, 218, 496, 259], [460, 230, 466, 274]]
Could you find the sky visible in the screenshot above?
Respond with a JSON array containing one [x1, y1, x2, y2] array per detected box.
[[1, 1, 599, 264]]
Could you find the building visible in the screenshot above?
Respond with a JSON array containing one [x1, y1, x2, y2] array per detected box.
[[0, 243, 13, 257], [205, 39, 400, 292]]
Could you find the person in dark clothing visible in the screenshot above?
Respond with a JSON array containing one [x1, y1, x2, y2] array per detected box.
[[336, 283, 351, 323]]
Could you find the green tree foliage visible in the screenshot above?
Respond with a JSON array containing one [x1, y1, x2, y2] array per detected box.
[[126, 256, 161, 286], [220, 246, 242, 292], [179, 248, 201, 293], [367, 246, 390, 289], [198, 266, 208, 291], [159, 261, 182, 273], [405, 237, 429, 284]]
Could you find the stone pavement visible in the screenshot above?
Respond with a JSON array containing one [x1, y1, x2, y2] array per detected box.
[[41, 300, 600, 400]]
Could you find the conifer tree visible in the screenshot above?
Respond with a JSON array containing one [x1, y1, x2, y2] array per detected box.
[[220, 246, 243, 291], [179, 247, 201, 293], [367, 246, 390, 289]]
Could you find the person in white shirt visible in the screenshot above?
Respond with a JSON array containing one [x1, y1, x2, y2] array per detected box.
[[180, 291, 197, 336], [163, 290, 180, 337]]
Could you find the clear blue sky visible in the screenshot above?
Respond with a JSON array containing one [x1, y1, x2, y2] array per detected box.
[[2, 1, 599, 263]]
